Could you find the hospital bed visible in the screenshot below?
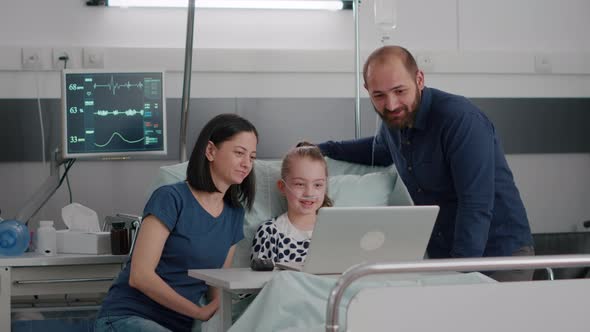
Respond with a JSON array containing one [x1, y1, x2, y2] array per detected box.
[[326, 254, 590, 332], [221, 255, 590, 332], [162, 159, 590, 332]]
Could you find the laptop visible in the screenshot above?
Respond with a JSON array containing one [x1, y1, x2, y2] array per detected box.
[[275, 205, 439, 275]]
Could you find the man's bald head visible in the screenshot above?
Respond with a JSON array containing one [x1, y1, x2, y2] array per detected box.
[[363, 46, 419, 84]]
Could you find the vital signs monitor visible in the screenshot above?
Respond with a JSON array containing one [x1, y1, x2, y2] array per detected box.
[[61, 70, 166, 159]]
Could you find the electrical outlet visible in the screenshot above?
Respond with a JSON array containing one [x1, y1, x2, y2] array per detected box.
[[83, 48, 105, 69], [534, 54, 552, 74], [22, 48, 43, 70], [416, 54, 434, 72], [53, 47, 78, 69]]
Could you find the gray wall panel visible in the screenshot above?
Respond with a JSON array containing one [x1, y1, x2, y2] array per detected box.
[[472, 98, 590, 154], [0, 99, 180, 162], [238, 98, 356, 159], [1, 97, 589, 162], [0, 99, 59, 162], [182, 98, 238, 158]]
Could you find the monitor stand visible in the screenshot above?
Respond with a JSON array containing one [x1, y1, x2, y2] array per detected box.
[[15, 149, 65, 225]]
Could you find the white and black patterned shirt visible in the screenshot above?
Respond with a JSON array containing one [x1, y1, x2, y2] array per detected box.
[[251, 213, 312, 263]]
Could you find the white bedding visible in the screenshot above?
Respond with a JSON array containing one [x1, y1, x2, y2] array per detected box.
[[228, 270, 494, 332]]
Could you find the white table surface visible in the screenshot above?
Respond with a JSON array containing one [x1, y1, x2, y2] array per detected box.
[[189, 267, 279, 291]]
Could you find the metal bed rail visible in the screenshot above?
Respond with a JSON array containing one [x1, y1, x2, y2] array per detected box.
[[325, 254, 590, 332]]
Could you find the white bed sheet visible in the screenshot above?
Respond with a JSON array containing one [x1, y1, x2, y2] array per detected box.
[[228, 270, 494, 332]]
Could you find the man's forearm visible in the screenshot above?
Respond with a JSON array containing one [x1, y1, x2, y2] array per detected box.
[[318, 137, 392, 166]]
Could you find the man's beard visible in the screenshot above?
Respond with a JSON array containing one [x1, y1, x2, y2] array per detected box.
[[374, 88, 421, 130]]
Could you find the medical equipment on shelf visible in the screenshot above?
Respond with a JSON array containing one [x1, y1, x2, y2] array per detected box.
[[36, 220, 57, 256], [110, 222, 130, 255], [0, 219, 30, 256], [105, 213, 142, 256], [57, 203, 111, 254], [62, 203, 101, 233]]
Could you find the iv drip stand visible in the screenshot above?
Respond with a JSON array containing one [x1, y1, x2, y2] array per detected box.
[[353, 0, 361, 139], [178, 0, 363, 153], [179, 0, 196, 162]]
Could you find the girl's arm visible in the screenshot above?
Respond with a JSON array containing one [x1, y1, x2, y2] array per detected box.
[[128, 215, 216, 321], [251, 222, 276, 261]]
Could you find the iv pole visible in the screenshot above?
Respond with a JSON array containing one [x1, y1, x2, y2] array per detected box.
[[353, 0, 361, 139], [179, 0, 196, 162], [178, 0, 362, 151]]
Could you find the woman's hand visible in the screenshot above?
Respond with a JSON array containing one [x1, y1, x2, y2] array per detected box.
[[194, 298, 219, 321]]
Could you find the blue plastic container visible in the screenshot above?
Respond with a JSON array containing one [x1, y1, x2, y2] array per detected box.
[[0, 219, 30, 256]]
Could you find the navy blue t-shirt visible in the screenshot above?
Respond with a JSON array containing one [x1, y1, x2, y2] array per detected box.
[[98, 182, 244, 331]]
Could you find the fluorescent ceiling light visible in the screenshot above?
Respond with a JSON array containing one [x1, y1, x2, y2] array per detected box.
[[107, 0, 346, 10]]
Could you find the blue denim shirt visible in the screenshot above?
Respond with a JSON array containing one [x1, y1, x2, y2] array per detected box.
[[319, 87, 533, 258]]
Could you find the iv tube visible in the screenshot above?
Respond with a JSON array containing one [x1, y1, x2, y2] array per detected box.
[[280, 179, 321, 201], [374, 0, 397, 44]]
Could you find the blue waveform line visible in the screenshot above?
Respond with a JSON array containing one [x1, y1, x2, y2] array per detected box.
[[94, 132, 145, 148], [93, 75, 144, 95]]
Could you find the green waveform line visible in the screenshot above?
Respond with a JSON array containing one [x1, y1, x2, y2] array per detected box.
[[93, 75, 144, 95], [94, 132, 145, 148], [94, 109, 145, 116]]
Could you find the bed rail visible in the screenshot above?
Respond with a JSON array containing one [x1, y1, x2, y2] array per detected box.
[[325, 254, 590, 332]]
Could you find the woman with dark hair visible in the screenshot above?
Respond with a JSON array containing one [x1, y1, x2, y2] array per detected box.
[[95, 113, 258, 332]]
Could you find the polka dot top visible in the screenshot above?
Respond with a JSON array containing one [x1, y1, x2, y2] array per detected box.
[[250, 213, 312, 264]]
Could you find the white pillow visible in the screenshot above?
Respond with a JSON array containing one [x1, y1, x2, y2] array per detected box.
[[329, 172, 396, 207], [326, 157, 391, 176], [235, 159, 284, 267]]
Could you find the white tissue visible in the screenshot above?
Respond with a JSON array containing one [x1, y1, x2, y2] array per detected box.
[[61, 203, 101, 233]]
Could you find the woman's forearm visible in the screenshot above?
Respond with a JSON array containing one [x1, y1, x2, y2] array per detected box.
[[130, 268, 212, 321]]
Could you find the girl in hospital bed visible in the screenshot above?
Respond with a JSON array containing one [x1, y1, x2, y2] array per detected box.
[[251, 142, 332, 264], [95, 113, 258, 332]]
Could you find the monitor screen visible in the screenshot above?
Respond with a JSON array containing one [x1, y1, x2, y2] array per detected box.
[[62, 70, 166, 159]]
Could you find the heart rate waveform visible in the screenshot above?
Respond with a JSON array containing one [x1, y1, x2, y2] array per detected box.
[[93, 75, 144, 95], [94, 109, 145, 117], [93, 131, 146, 148]]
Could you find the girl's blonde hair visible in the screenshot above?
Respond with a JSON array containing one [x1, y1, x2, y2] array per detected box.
[[281, 141, 333, 208]]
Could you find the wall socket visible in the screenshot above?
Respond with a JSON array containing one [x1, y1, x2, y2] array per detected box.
[[53, 47, 80, 69], [22, 47, 43, 70], [416, 54, 434, 72], [83, 48, 105, 69], [534, 54, 552, 74]]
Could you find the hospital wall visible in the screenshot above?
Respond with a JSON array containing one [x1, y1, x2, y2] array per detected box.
[[0, 0, 589, 234]]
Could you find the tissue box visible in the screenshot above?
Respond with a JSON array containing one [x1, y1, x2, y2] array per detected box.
[[56, 230, 112, 254]]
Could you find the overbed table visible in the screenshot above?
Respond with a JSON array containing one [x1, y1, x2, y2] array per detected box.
[[188, 268, 279, 331]]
